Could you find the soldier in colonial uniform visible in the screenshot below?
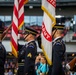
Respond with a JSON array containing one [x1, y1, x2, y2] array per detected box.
[[0, 20, 6, 75], [49, 24, 66, 75], [17, 26, 38, 75]]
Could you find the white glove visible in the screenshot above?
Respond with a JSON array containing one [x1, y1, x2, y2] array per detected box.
[[66, 64, 70, 70], [18, 34, 20, 39]]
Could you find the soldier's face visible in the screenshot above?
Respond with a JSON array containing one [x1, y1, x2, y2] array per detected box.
[[52, 30, 56, 39], [52, 29, 57, 39], [24, 34, 29, 41], [24, 34, 31, 41]]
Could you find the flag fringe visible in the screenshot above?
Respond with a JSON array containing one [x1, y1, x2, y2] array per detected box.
[[18, 21, 24, 30], [41, 44, 52, 65], [10, 42, 18, 58], [24, 0, 28, 4]]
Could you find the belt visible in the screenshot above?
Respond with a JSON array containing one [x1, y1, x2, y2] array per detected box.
[[18, 63, 24, 66]]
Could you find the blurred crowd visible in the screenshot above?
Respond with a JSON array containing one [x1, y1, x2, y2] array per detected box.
[[35, 53, 76, 75], [4, 59, 18, 75], [4, 53, 76, 75]]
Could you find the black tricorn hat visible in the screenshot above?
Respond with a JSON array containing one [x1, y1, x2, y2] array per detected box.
[[0, 20, 4, 34], [24, 26, 38, 36], [52, 23, 65, 31]]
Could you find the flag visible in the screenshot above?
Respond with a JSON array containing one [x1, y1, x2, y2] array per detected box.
[[41, 0, 56, 65], [11, 0, 28, 57], [19, 0, 28, 29]]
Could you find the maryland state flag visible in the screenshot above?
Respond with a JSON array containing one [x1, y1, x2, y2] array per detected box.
[[41, 0, 56, 65], [11, 0, 28, 58]]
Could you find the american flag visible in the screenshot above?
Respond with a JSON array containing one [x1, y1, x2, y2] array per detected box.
[[41, 0, 56, 65], [11, 0, 28, 57]]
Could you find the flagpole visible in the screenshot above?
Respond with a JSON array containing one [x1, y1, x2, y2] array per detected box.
[[2, 24, 12, 40]]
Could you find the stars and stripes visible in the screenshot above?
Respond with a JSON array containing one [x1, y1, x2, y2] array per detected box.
[[11, 0, 28, 57]]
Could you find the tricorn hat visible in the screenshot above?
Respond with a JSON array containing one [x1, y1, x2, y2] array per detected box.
[[24, 26, 38, 36]]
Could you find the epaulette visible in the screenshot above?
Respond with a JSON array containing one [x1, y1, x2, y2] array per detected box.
[[54, 39, 64, 50], [29, 43, 35, 48], [53, 40, 61, 46], [29, 42, 34, 46], [26, 42, 35, 48], [55, 40, 62, 45]]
